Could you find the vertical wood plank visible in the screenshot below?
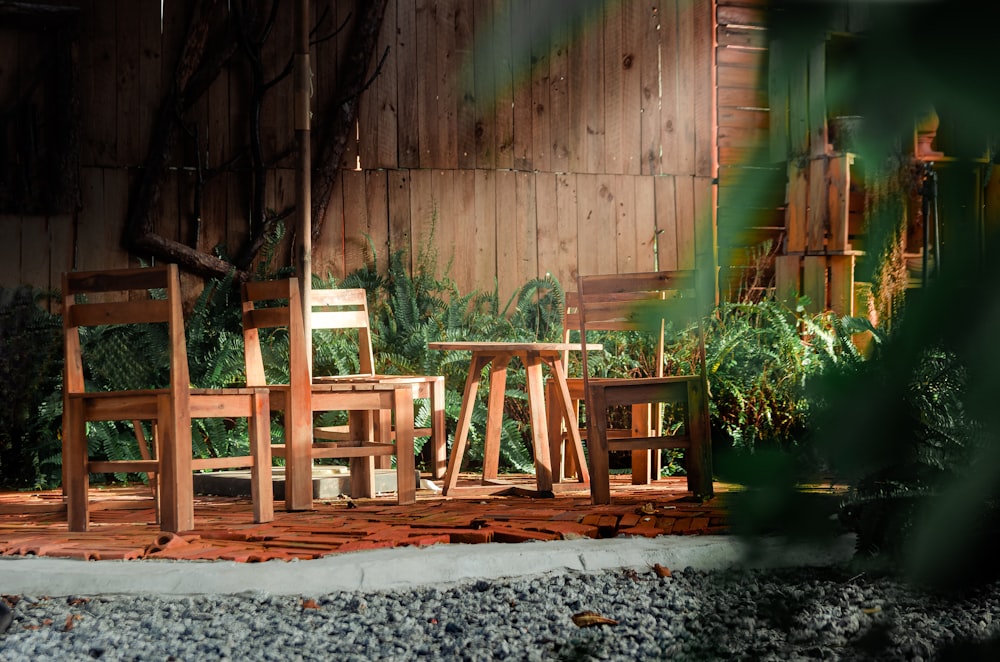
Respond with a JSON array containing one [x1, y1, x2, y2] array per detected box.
[[387, 169, 413, 263], [565, 6, 586, 173], [675, 0, 696, 176], [472, 0, 496, 169], [408, 168, 436, 277], [0, 215, 22, 285], [548, 7, 570, 173], [654, 176, 679, 270], [263, 168, 294, 272], [314, 171, 346, 281], [828, 254, 855, 316], [20, 217, 49, 289], [493, 0, 515, 170], [808, 41, 828, 157], [581, 0, 604, 174], [634, 176, 657, 271], [115, 0, 141, 165], [494, 170, 517, 299], [788, 52, 809, 157], [415, 0, 437, 168], [827, 153, 853, 252], [453, 169, 478, 292], [658, 0, 680, 175], [455, 1, 477, 169], [509, 0, 533, 171], [199, 164, 228, 261], [603, 1, 624, 175], [364, 169, 391, 272], [786, 161, 808, 252], [396, 0, 420, 168], [465, 170, 496, 290], [342, 170, 369, 275], [614, 175, 637, 272], [774, 254, 801, 307], [430, 169, 456, 283], [807, 157, 827, 253], [534, 172, 560, 283], [359, 0, 396, 169], [768, 39, 789, 163], [638, 1, 661, 176], [435, 1, 459, 168], [692, 0, 716, 178], [802, 254, 827, 313], [577, 173, 615, 276], [619, 1, 642, 176], [675, 175, 696, 270], [694, 174, 717, 299], [515, 170, 539, 287], [554, 173, 579, 286], [84, 0, 117, 164], [49, 215, 75, 298], [336, 1, 360, 171], [528, 0, 551, 173], [137, 0, 162, 164]]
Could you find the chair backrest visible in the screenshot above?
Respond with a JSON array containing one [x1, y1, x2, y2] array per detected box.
[[241, 278, 307, 388], [62, 264, 190, 400], [574, 270, 705, 385], [309, 288, 376, 377]]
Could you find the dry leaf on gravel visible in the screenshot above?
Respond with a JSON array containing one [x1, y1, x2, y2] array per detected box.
[[571, 611, 618, 627], [301, 599, 320, 610]]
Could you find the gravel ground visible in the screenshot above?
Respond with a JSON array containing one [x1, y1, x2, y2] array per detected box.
[[2, 564, 1000, 661]]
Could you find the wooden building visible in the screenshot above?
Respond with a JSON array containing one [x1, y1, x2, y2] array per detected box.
[[0, 0, 717, 305]]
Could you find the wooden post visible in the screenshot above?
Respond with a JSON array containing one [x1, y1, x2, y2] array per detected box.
[[774, 254, 801, 308], [827, 154, 854, 252], [296, 0, 312, 369], [802, 255, 827, 313], [828, 254, 855, 316]]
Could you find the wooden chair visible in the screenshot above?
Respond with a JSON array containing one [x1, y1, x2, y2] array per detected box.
[[546, 289, 664, 487], [306, 287, 446, 479], [62, 264, 273, 533], [242, 279, 418, 511], [573, 270, 713, 504]]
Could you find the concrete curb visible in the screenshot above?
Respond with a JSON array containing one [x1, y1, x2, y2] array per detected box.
[[0, 535, 856, 597]]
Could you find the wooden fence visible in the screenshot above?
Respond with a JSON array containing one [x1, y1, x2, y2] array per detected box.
[[1, 0, 717, 306]]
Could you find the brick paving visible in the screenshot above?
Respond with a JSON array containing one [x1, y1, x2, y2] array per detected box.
[[0, 476, 729, 563]]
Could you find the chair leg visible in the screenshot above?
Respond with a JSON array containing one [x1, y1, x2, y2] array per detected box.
[[373, 408, 393, 470], [429, 377, 447, 479], [64, 401, 90, 532], [349, 410, 376, 498], [685, 379, 713, 498], [158, 393, 194, 533], [248, 390, 274, 523], [587, 389, 612, 505], [132, 420, 159, 501], [545, 382, 565, 482], [394, 386, 416, 505]]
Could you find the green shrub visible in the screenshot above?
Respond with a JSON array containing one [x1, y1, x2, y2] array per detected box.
[[0, 287, 63, 489]]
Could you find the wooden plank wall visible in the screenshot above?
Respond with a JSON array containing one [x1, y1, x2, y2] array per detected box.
[[714, 0, 786, 299], [1, 0, 717, 307]]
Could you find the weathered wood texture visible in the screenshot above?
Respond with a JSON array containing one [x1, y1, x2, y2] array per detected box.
[[3, 0, 716, 306], [715, 0, 787, 297]]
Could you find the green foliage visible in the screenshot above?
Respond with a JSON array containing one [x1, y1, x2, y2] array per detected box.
[[0, 287, 63, 489], [705, 299, 864, 456], [326, 239, 566, 474]]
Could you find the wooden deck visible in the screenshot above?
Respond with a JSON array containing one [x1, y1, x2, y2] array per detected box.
[[0, 476, 729, 563]]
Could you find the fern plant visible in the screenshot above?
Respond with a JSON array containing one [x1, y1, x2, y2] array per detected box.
[[0, 287, 63, 488]]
